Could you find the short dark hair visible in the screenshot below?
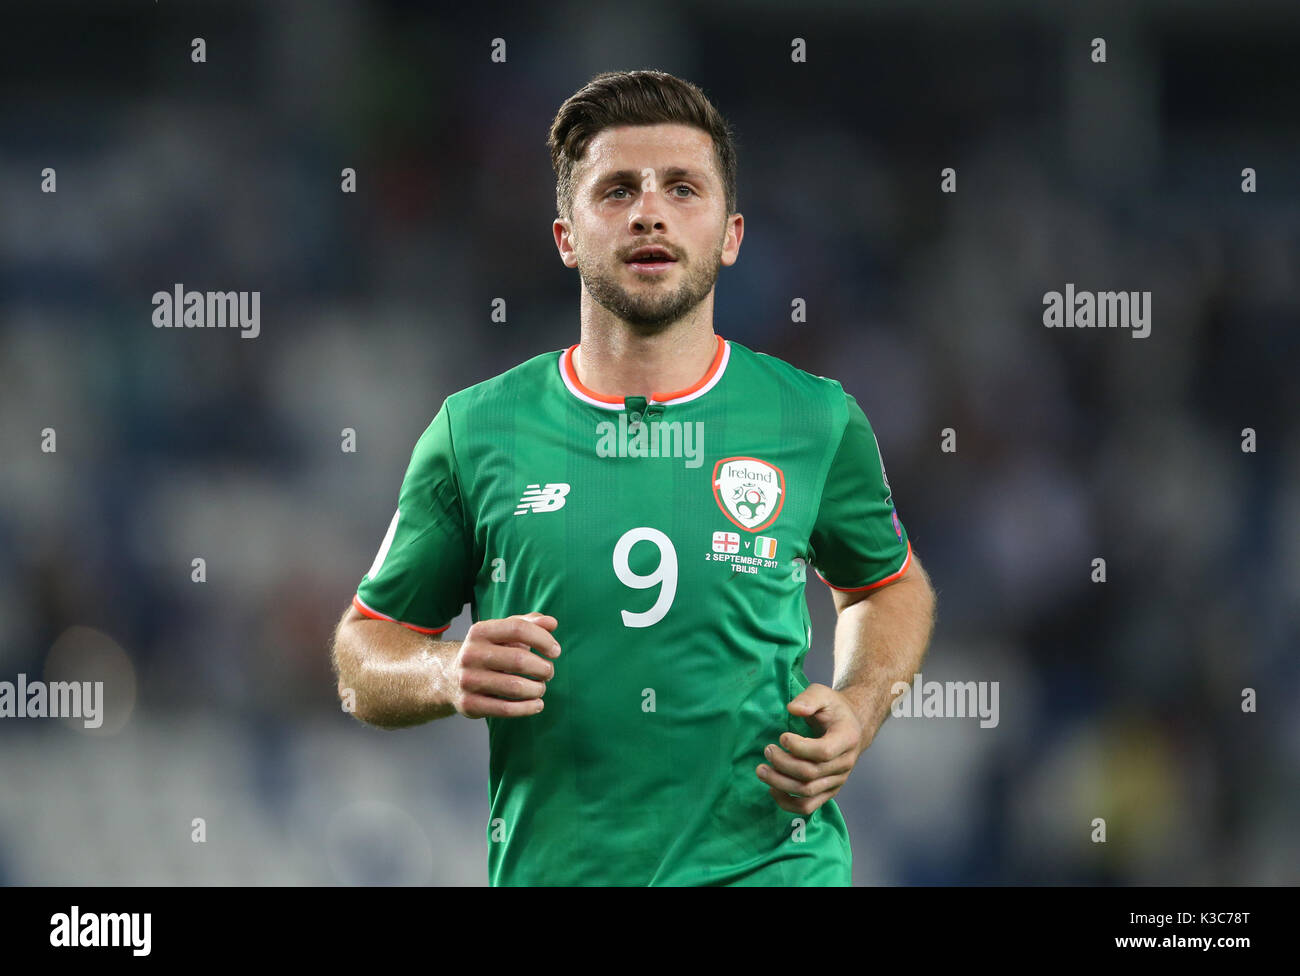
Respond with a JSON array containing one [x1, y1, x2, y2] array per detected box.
[[547, 70, 738, 221]]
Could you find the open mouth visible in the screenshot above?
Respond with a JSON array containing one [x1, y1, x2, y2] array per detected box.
[[625, 248, 677, 272]]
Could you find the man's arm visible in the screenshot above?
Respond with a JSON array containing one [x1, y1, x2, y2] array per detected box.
[[756, 551, 936, 813], [830, 551, 937, 752], [331, 604, 462, 729], [757, 394, 936, 812], [331, 604, 561, 730]]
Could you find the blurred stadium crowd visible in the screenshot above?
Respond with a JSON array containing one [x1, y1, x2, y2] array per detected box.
[[0, 0, 1296, 883]]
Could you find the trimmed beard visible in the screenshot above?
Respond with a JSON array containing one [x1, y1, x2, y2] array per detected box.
[[576, 231, 726, 334]]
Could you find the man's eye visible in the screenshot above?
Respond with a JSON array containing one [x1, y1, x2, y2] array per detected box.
[[607, 185, 694, 199]]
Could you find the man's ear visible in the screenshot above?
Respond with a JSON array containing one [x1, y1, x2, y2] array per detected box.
[[554, 218, 579, 268]]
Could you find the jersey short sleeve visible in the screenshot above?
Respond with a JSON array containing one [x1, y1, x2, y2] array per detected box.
[[353, 402, 474, 633], [809, 392, 912, 591]]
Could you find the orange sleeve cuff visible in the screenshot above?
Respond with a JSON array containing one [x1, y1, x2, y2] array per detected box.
[[815, 539, 912, 592], [352, 593, 450, 635]]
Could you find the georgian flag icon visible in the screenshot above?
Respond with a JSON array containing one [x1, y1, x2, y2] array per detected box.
[[712, 531, 740, 554]]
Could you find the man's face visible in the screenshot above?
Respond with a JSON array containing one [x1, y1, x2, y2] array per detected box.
[[555, 123, 742, 333]]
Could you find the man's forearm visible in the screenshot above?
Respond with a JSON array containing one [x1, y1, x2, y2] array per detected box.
[[332, 619, 462, 728], [831, 571, 937, 751]]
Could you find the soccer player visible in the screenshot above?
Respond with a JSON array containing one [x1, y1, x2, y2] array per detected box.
[[332, 70, 937, 886]]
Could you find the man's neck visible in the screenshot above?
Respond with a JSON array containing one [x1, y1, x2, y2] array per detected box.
[[573, 321, 718, 400]]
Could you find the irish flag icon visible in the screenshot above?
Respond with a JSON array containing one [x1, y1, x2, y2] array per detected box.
[[755, 536, 778, 558]]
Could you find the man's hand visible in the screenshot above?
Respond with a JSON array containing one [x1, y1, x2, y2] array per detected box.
[[756, 683, 866, 814], [452, 612, 560, 719]]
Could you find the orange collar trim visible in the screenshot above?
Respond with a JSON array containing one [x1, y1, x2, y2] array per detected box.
[[559, 334, 729, 409]]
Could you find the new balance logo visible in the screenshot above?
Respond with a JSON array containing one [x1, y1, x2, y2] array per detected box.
[[515, 483, 570, 515]]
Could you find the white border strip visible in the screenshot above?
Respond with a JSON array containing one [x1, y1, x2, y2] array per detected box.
[[558, 347, 622, 409], [657, 340, 730, 405]]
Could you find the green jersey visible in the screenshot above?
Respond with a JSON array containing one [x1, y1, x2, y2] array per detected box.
[[354, 335, 912, 885]]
